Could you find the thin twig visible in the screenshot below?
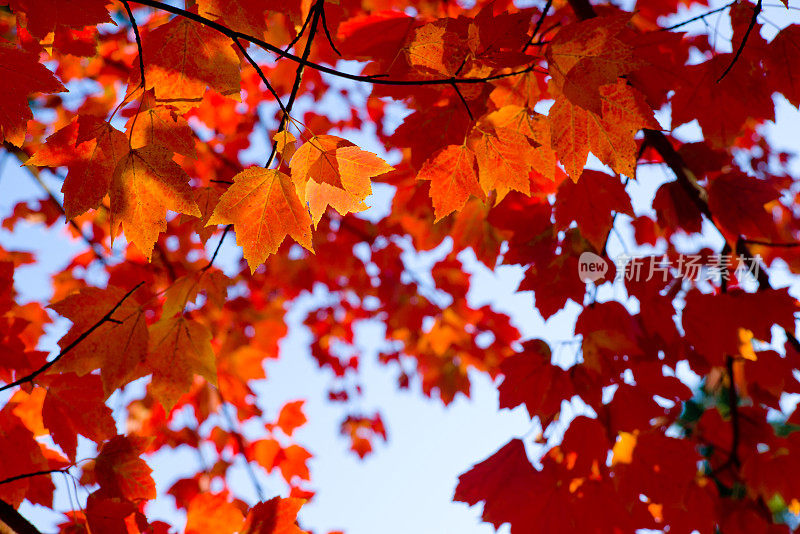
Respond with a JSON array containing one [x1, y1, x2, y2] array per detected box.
[[279, 5, 315, 61], [232, 37, 290, 117], [717, 0, 762, 82], [319, 2, 341, 56], [121, 0, 145, 88], [0, 281, 144, 393], [121, 0, 146, 140], [451, 83, 474, 120], [266, 0, 324, 168], [0, 469, 71, 486], [660, 1, 736, 32], [740, 238, 800, 247], [203, 224, 232, 271], [523, 0, 553, 52], [216, 389, 266, 501]]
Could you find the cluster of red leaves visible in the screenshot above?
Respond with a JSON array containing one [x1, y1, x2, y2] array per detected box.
[[1, 0, 800, 533]]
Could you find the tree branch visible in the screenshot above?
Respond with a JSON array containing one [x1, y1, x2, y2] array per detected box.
[[0, 498, 41, 534], [0, 281, 144, 393], [130, 0, 545, 86], [523, 0, 553, 52], [216, 389, 266, 501], [121, 0, 145, 88], [725, 354, 741, 467], [0, 469, 70, 487], [717, 0, 762, 82], [661, 1, 736, 32], [319, 2, 341, 57], [265, 0, 323, 168]]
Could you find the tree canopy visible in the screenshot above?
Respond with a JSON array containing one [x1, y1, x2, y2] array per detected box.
[[1, 0, 800, 533]]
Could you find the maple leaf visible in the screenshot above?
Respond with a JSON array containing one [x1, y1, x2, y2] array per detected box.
[[27, 117, 129, 219], [207, 167, 313, 270], [682, 288, 798, 366], [273, 130, 297, 162], [185, 492, 245, 534], [467, 126, 538, 200], [94, 435, 156, 502], [162, 270, 230, 317], [241, 497, 308, 534], [403, 19, 467, 77], [41, 373, 116, 462], [708, 171, 781, 240], [0, 43, 65, 147], [417, 144, 484, 221], [497, 339, 573, 426], [652, 180, 704, 235], [554, 169, 633, 251], [767, 24, 800, 108], [290, 135, 394, 224], [546, 14, 640, 113], [671, 54, 774, 148], [519, 230, 588, 320], [110, 145, 201, 259], [84, 491, 148, 534], [2, 0, 111, 39], [549, 80, 659, 180], [274, 400, 307, 437], [146, 315, 218, 412], [454, 438, 538, 529], [0, 411, 60, 507], [197, 0, 270, 39], [50, 285, 148, 397], [138, 18, 241, 108], [127, 99, 197, 158]]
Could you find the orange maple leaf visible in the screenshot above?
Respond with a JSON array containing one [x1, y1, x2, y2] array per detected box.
[[146, 315, 218, 412], [110, 145, 201, 259], [468, 126, 538, 200], [417, 144, 484, 222], [241, 497, 308, 534], [549, 80, 659, 180], [49, 285, 148, 397], [207, 167, 313, 270], [290, 135, 394, 224], [138, 17, 241, 109], [41, 373, 117, 462], [94, 435, 156, 502]]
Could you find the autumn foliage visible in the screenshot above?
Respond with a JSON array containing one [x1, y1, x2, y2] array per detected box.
[[2, 0, 800, 532]]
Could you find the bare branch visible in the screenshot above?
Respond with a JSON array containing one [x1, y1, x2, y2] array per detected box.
[[523, 0, 553, 52], [451, 83, 474, 120], [0, 469, 71, 487], [319, 2, 341, 56], [0, 281, 145, 393], [0, 498, 41, 534], [130, 0, 546, 87], [717, 0, 762, 82], [121, 0, 146, 88], [661, 1, 736, 32]]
